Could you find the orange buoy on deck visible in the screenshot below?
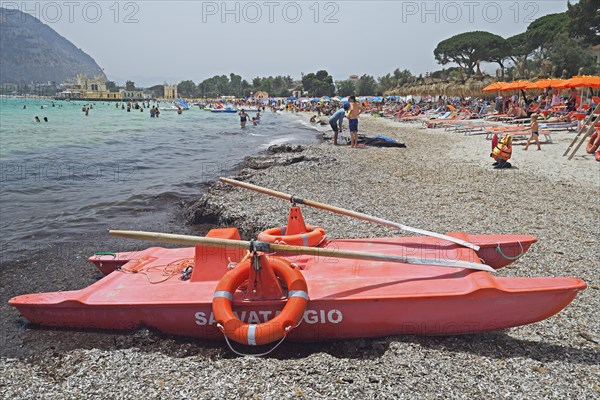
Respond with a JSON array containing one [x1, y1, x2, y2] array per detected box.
[[212, 255, 308, 346], [258, 206, 326, 247]]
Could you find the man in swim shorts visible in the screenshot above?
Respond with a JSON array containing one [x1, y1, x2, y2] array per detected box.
[[347, 96, 363, 148]]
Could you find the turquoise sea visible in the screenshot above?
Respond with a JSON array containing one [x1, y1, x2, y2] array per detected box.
[[0, 97, 320, 263]]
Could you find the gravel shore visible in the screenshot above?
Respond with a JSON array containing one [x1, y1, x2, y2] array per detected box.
[[1, 113, 598, 399]]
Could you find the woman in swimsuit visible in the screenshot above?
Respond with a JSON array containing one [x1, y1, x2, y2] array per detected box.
[[239, 109, 249, 127]]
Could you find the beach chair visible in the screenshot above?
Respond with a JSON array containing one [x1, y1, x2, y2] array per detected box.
[[539, 121, 578, 131]]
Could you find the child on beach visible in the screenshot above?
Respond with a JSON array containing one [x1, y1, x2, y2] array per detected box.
[[524, 113, 541, 151]]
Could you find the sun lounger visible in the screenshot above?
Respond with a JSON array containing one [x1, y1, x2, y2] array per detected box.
[[539, 121, 579, 131]]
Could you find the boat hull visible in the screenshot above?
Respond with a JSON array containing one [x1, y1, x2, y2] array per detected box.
[[9, 231, 585, 342], [10, 274, 584, 341]]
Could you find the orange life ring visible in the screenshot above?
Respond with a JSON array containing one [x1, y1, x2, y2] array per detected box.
[[587, 132, 600, 154], [257, 225, 325, 247], [212, 257, 308, 346]]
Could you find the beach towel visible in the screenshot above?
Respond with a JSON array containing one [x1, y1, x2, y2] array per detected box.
[[358, 136, 406, 148]]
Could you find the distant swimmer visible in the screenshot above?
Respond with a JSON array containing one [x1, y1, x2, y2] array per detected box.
[[34, 116, 40, 123], [43, 117, 48, 122], [23, 105, 26, 109], [177, 106, 183, 115], [251, 117, 257, 126]]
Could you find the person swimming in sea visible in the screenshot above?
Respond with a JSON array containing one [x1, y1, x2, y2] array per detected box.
[[34, 116, 40, 123]]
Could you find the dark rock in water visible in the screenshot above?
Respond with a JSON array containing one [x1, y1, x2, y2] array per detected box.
[[183, 196, 222, 226], [267, 144, 304, 153]]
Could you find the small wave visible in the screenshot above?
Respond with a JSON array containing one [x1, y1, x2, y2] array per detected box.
[[218, 130, 243, 136]]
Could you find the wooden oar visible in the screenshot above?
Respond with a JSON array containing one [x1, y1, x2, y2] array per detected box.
[[108, 230, 494, 272], [219, 177, 480, 251]]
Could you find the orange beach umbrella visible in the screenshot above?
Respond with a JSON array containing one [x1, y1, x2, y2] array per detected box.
[[525, 79, 565, 90], [499, 80, 533, 91], [482, 82, 507, 92], [554, 75, 600, 89]]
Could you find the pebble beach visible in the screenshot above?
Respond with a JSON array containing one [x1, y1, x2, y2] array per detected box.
[[1, 114, 599, 399]]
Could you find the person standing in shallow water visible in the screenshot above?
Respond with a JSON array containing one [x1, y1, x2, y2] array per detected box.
[[347, 96, 363, 148], [239, 109, 249, 127]]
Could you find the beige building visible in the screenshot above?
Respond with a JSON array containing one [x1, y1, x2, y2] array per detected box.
[[58, 74, 120, 99], [164, 84, 178, 99], [253, 91, 269, 99]]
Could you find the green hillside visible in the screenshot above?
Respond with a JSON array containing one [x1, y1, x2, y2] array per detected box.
[[0, 8, 105, 83]]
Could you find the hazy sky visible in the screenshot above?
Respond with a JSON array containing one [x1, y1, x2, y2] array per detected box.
[[8, 1, 570, 86]]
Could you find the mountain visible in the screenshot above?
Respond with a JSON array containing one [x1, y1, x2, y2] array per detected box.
[[0, 8, 105, 83]]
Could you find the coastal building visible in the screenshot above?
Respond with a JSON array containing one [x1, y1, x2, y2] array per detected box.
[[0, 82, 19, 94], [120, 89, 146, 100], [253, 91, 269, 99], [57, 74, 120, 100], [163, 84, 178, 99], [348, 75, 359, 81]]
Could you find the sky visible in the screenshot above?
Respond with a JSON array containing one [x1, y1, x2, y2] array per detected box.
[[6, 0, 570, 86]]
